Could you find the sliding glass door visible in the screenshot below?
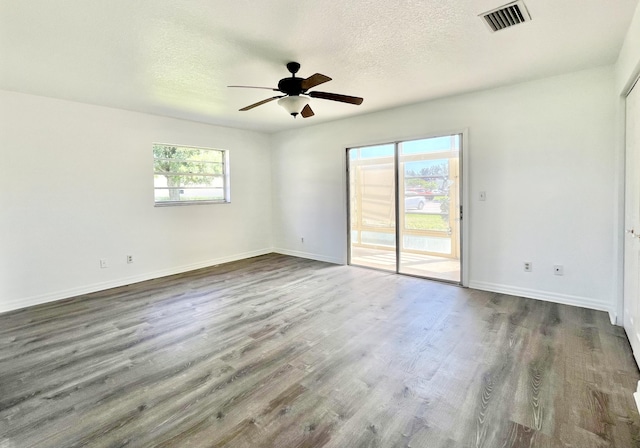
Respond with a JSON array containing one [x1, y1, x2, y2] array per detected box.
[[348, 135, 462, 283], [347, 144, 397, 271]]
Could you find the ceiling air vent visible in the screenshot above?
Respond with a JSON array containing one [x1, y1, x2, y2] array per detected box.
[[481, 1, 531, 32]]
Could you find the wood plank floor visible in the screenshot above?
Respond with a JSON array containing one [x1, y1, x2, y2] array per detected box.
[[1, 254, 639, 447]]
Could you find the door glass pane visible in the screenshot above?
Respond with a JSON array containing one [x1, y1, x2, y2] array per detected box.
[[348, 144, 397, 271], [398, 136, 461, 282]]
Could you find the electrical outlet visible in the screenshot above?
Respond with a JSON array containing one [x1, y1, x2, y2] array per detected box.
[[524, 262, 532, 272], [100, 258, 108, 269], [479, 191, 486, 201], [554, 265, 563, 276], [127, 255, 134, 264]]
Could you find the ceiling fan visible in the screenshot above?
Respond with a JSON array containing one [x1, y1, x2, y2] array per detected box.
[[229, 62, 363, 118]]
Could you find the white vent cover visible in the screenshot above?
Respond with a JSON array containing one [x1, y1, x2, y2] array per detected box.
[[480, 1, 531, 32]]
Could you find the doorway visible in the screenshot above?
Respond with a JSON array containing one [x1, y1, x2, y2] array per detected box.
[[624, 79, 640, 365], [348, 135, 462, 283]]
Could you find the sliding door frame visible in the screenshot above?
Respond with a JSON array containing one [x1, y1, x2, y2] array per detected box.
[[346, 129, 469, 287], [393, 142, 401, 273]]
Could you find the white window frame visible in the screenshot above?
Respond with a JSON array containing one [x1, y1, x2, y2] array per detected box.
[[153, 143, 230, 206]]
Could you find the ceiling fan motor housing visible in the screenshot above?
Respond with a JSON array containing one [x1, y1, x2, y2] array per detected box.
[[278, 77, 304, 96]]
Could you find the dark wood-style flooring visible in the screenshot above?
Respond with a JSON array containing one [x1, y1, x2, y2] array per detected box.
[[1, 254, 639, 447]]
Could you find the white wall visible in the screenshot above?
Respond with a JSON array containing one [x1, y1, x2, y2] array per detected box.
[[0, 90, 272, 313], [271, 66, 617, 317], [0, 66, 621, 318]]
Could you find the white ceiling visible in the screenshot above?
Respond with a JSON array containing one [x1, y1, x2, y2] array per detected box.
[[1, 0, 637, 133]]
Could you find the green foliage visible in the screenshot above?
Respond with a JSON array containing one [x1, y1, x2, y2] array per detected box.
[[404, 213, 449, 231], [439, 197, 450, 219], [153, 145, 222, 187], [419, 163, 448, 176], [405, 162, 448, 191], [406, 162, 449, 178], [405, 178, 437, 190]]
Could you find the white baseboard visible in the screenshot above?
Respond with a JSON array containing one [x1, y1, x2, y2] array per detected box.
[[468, 281, 616, 324], [1, 248, 273, 314], [634, 381, 640, 415], [4, 253, 617, 328], [272, 248, 345, 265]]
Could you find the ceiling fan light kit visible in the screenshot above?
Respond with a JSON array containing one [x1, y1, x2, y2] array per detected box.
[[277, 95, 310, 118], [229, 62, 363, 119]]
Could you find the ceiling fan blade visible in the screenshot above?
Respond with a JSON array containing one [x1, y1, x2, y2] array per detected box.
[[308, 91, 363, 105], [301, 104, 314, 118], [301, 73, 332, 91], [239, 96, 283, 111], [228, 85, 280, 91]]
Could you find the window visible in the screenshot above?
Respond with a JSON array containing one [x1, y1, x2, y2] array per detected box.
[[153, 143, 230, 206]]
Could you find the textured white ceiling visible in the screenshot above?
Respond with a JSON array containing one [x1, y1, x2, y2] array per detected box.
[[1, 0, 637, 132]]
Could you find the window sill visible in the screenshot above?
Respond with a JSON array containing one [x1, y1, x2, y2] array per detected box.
[[154, 200, 230, 207]]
